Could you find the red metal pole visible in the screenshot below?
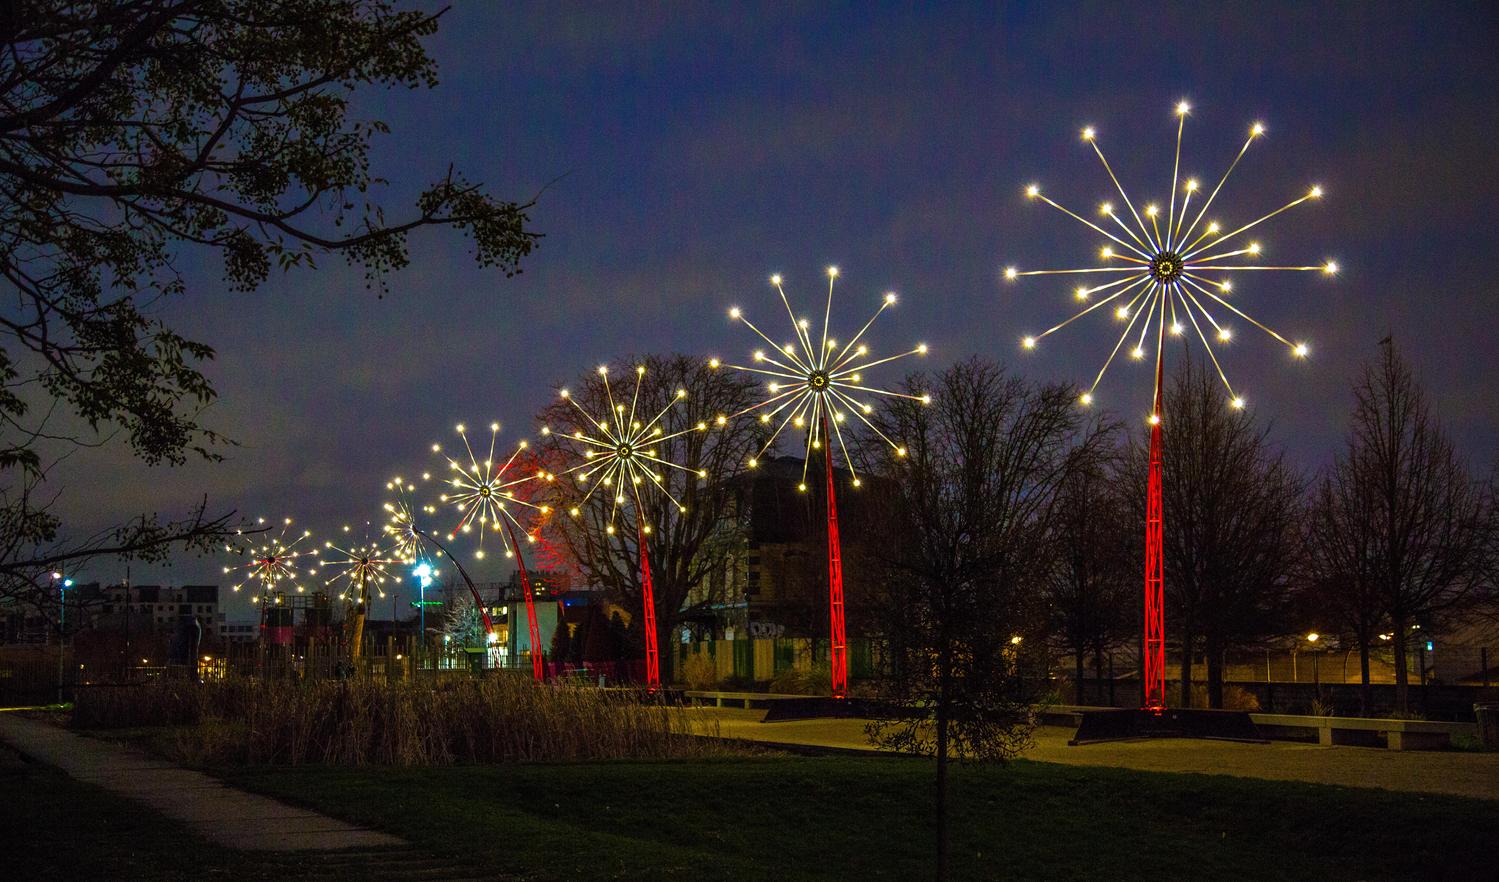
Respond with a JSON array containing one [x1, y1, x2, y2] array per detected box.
[[1143, 358, 1166, 710], [822, 416, 849, 700], [503, 522, 545, 682], [636, 514, 661, 693]]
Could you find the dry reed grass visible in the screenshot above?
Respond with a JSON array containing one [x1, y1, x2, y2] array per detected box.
[[73, 674, 728, 766]]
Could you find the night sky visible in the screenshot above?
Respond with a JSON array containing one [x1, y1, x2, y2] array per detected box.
[[51, 2, 1499, 612]]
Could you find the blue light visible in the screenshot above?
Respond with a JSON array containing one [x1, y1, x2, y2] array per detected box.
[[1426, 641, 1434, 652], [62, 578, 73, 588], [412, 561, 433, 588]]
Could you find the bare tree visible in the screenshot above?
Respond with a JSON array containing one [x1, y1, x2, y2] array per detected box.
[[0, 2, 539, 602], [1129, 356, 1304, 708], [862, 358, 1101, 882], [1045, 424, 1134, 705], [1329, 340, 1493, 711], [534, 355, 761, 681], [1304, 456, 1386, 713]]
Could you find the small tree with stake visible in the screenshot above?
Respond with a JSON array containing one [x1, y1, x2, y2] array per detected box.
[[863, 358, 1103, 882]]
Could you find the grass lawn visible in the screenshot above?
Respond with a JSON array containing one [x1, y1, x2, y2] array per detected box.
[[221, 755, 1498, 882]]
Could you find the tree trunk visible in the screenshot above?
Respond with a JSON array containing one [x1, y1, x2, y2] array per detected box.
[[935, 665, 951, 882], [1179, 631, 1194, 708], [1074, 649, 1086, 705], [1358, 642, 1371, 716], [1205, 638, 1224, 709], [1391, 613, 1409, 713]]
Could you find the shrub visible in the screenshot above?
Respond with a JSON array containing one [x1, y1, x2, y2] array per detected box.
[[679, 652, 718, 690]]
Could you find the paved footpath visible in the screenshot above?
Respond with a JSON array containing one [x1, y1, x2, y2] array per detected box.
[[695, 707, 1499, 802], [0, 713, 403, 852]]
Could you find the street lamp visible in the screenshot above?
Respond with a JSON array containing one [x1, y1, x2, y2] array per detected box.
[[1306, 631, 1323, 693], [412, 562, 434, 673]]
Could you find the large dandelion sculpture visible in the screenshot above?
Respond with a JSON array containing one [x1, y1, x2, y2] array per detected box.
[[712, 267, 928, 698], [430, 422, 553, 681], [318, 524, 401, 659], [1005, 100, 1336, 711], [542, 363, 708, 692], [222, 517, 314, 603]]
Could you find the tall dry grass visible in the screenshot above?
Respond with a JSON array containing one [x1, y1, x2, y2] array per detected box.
[[73, 675, 726, 766]]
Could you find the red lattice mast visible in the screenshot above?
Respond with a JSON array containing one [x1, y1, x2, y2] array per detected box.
[[821, 416, 849, 699], [637, 515, 661, 692], [1143, 356, 1166, 710], [503, 522, 545, 682]]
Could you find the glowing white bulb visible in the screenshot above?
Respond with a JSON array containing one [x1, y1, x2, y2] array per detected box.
[[885, 292, 898, 304], [1022, 336, 1037, 350], [1323, 261, 1339, 275], [1248, 242, 1261, 255], [770, 274, 782, 285], [1115, 306, 1130, 320], [729, 306, 741, 319], [1026, 184, 1040, 198], [1130, 347, 1144, 360], [1175, 100, 1191, 116], [1075, 287, 1088, 300], [1309, 185, 1324, 199], [1231, 396, 1246, 410], [1004, 266, 1018, 280], [1144, 204, 1158, 218], [1170, 322, 1184, 336], [1079, 392, 1093, 406], [1218, 328, 1233, 341], [709, 357, 721, 368], [1251, 122, 1266, 137], [1101, 246, 1113, 258], [1293, 343, 1309, 358], [916, 343, 928, 354], [1185, 178, 1199, 192], [1081, 126, 1096, 141], [827, 265, 839, 278], [1099, 201, 1113, 215], [1148, 414, 1161, 425]]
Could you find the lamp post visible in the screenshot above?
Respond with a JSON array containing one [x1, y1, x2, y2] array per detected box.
[[413, 562, 433, 675], [53, 573, 73, 703], [1306, 632, 1322, 697]]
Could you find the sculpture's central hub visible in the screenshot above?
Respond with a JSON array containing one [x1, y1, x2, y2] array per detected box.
[[1150, 251, 1184, 283], [617, 444, 634, 459], [479, 485, 491, 497], [808, 371, 829, 391]]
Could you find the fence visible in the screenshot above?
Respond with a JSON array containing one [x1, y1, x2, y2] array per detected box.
[[675, 637, 879, 686]]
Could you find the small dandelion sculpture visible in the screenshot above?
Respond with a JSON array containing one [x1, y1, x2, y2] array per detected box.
[[383, 474, 435, 565], [319, 526, 401, 604], [1005, 100, 1337, 711], [222, 517, 314, 604], [713, 267, 928, 698], [319, 525, 401, 659], [430, 422, 553, 680], [543, 363, 709, 692]]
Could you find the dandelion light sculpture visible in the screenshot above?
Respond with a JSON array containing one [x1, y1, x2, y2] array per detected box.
[[318, 524, 401, 659], [222, 517, 314, 603], [712, 267, 928, 698], [429, 422, 553, 681], [543, 363, 708, 693], [1006, 101, 1336, 711]]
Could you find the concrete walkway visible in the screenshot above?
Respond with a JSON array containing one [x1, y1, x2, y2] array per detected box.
[[0, 713, 404, 851], [696, 707, 1499, 802]]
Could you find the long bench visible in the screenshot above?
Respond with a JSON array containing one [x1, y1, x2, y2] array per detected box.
[[1051, 704, 1475, 750], [1248, 713, 1475, 751], [684, 690, 813, 709]]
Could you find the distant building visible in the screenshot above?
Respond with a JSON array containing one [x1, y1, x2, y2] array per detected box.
[[92, 584, 226, 640]]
